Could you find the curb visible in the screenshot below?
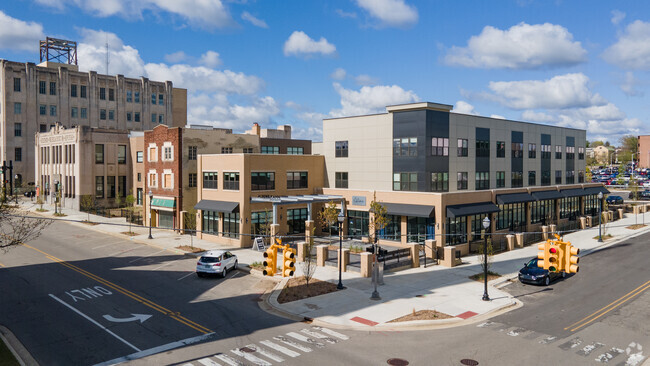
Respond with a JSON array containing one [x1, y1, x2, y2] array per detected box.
[[0, 324, 38, 366]]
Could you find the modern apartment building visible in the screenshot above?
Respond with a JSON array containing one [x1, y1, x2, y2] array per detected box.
[[0, 59, 187, 185], [34, 124, 131, 210]]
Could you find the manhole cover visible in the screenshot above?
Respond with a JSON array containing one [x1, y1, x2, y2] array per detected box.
[[387, 359, 409, 366], [240, 347, 255, 353], [460, 359, 479, 366]]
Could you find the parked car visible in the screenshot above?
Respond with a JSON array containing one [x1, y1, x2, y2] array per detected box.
[[23, 190, 36, 197], [629, 190, 650, 200], [643, 181, 650, 189], [196, 250, 238, 278], [518, 258, 566, 286], [606, 195, 624, 204]]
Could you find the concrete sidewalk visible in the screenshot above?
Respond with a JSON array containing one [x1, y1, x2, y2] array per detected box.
[[18, 198, 650, 331]]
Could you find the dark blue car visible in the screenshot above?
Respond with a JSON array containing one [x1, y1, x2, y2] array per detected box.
[[518, 258, 565, 286], [606, 195, 624, 205]]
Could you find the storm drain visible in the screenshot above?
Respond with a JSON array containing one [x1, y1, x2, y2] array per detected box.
[[386, 358, 409, 366], [460, 359, 479, 366], [239, 346, 255, 353]]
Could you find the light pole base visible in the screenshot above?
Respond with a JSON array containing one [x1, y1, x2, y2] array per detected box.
[[370, 291, 381, 300], [482, 294, 490, 301], [598, 237, 603, 243], [337, 283, 346, 290]]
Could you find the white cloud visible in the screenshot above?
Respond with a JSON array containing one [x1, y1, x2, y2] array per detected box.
[[354, 74, 378, 86], [619, 71, 644, 96], [445, 22, 587, 69], [164, 51, 188, 63], [37, 0, 234, 30], [521, 110, 555, 123], [0, 11, 45, 52], [78, 28, 146, 76], [145, 63, 262, 94], [330, 82, 418, 117], [283, 31, 336, 57], [602, 20, 650, 70], [611, 10, 625, 25], [187, 93, 281, 130], [199, 50, 222, 68], [241, 11, 268, 28], [490, 114, 505, 120], [452, 101, 479, 115], [354, 0, 418, 28], [485, 73, 606, 110], [336, 9, 357, 19], [330, 68, 347, 80]]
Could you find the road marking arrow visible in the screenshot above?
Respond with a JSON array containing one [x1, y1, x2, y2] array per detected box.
[[103, 313, 152, 323]]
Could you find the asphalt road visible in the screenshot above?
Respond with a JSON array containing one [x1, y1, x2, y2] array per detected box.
[[1, 219, 648, 366], [0, 219, 288, 365]]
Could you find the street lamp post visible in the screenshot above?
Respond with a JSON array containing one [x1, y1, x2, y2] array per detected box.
[[337, 212, 345, 290], [148, 190, 153, 239], [598, 192, 603, 242], [482, 217, 491, 301], [14, 174, 18, 204]]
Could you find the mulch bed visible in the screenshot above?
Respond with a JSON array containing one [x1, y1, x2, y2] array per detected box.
[[81, 221, 99, 225], [469, 272, 501, 282], [388, 309, 453, 323], [277, 276, 339, 304], [592, 234, 614, 241], [121, 231, 138, 236], [176, 245, 206, 253], [626, 224, 647, 230]]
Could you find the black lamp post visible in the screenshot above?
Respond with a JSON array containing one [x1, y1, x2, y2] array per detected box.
[[598, 192, 603, 242], [482, 216, 491, 301], [148, 190, 153, 239], [337, 211, 345, 290]]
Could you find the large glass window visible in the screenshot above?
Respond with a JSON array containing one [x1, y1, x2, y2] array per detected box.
[[531, 199, 555, 225], [528, 143, 536, 158], [202, 210, 219, 234], [542, 171, 551, 186], [287, 208, 308, 234], [261, 146, 279, 154], [560, 197, 580, 220], [251, 172, 275, 190], [476, 140, 489, 157], [95, 144, 104, 164], [39, 80, 46, 94], [566, 170, 575, 184], [95, 176, 104, 198], [431, 172, 448, 192], [223, 213, 240, 238], [584, 195, 600, 216], [335, 172, 348, 188], [528, 171, 536, 186], [566, 146, 575, 159], [287, 147, 304, 155], [470, 214, 489, 239], [555, 145, 562, 159], [541, 144, 551, 159], [457, 139, 468, 157], [287, 172, 308, 189], [223, 172, 239, 190], [497, 141, 505, 157], [378, 215, 401, 241], [188, 146, 197, 160], [578, 147, 585, 160], [496, 171, 505, 188], [394, 172, 417, 191], [118, 145, 127, 164], [347, 210, 369, 239], [555, 170, 562, 184], [512, 142, 523, 158], [431, 137, 449, 156], [457, 172, 468, 190], [496, 202, 526, 231], [407, 216, 434, 244], [394, 137, 417, 156], [107, 176, 116, 198], [511, 171, 523, 188], [203, 172, 218, 189], [335, 141, 348, 157], [476, 172, 489, 190], [251, 211, 271, 236], [578, 171, 584, 183], [446, 216, 467, 245]]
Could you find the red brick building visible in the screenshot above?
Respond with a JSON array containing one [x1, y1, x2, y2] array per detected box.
[[144, 125, 182, 229]]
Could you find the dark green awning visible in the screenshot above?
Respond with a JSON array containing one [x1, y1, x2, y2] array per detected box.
[[531, 190, 563, 200], [584, 186, 610, 195], [496, 193, 535, 205], [194, 200, 239, 213], [446, 202, 499, 219], [382, 203, 434, 218]]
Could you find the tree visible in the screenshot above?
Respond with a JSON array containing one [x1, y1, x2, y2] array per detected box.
[[605, 141, 611, 147], [125, 193, 136, 234], [36, 197, 44, 211], [80, 195, 96, 222], [0, 201, 52, 252], [591, 140, 605, 147], [620, 135, 638, 154], [318, 201, 339, 242], [477, 237, 495, 275], [299, 227, 317, 292], [369, 192, 388, 244], [585, 140, 590, 148], [585, 166, 592, 182], [184, 208, 196, 235]]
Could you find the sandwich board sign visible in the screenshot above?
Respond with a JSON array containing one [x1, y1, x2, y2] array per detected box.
[[253, 237, 266, 251]]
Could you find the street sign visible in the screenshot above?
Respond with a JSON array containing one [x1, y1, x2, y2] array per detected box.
[[252, 237, 266, 251]]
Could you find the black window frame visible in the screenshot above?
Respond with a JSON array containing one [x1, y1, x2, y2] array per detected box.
[[457, 172, 468, 190], [393, 137, 417, 156], [555, 145, 562, 159], [476, 139, 490, 157], [223, 172, 240, 190], [70, 84, 77, 97], [511, 171, 523, 188], [39, 80, 46, 94], [496, 141, 505, 157], [188, 146, 197, 160], [457, 138, 468, 157], [203, 172, 218, 189], [100, 87, 106, 100], [555, 170, 562, 184], [476, 171, 489, 190], [335, 141, 348, 157], [95, 144, 104, 164], [528, 171, 536, 186], [394, 172, 417, 191], [251, 172, 275, 190], [431, 137, 449, 156], [117, 145, 127, 164], [496, 171, 505, 188], [49, 81, 56, 95], [511, 142, 523, 158], [335, 172, 348, 188], [95, 176, 104, 199], [528, 143, 536, 158], [188, 173, 197, 188], [287, 171, 308, 189], [431, 172, 449, 192], [13, 77, 20, 92]]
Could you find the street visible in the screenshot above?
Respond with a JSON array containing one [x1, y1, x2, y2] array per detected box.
[[0, 218, 648, 365]]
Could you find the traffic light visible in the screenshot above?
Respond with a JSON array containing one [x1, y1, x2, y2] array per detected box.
[[564, 244, 580, 273], [282, 247, 296, 277], [537, 240, 560, 272], [262, 246, 277, 276]]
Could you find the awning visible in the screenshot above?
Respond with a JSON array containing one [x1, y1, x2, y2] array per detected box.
[[194, 200, 239, 213], [382, 203, 434, 218], [531, 190, 564, 200], [446, 202, 499, 218], [584, 186, 610, 195], [560, 188, 587, 198], [151, 198, 175, 208], [250, 194, 343, 205], [496, 192, 535, 205]]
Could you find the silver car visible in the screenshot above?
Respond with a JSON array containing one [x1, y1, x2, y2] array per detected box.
[[196, 250, 238, 278]]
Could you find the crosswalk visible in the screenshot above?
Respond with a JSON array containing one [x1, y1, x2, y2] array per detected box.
[[182, 326, 349, 366], [476, 321, 647, 365]]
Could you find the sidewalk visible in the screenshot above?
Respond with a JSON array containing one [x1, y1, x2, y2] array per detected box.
[[19, 198, 650, 331]]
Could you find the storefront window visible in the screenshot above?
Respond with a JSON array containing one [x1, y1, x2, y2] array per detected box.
[[378, 215, 401, 241], [531, 199, 555, 225], [584, 195, 599, 216], [287, 208, 308, 234], [496, 202, 526, 231], [445, 216, 467, 245], [560, 197, 580, 220], [407, 216, 434, 243], [223, 213, 240, 238], [347, 210, 369, 239], [202, 211, 219, 235]]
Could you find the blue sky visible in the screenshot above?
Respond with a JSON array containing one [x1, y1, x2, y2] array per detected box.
[[1, 0, 649, 144]]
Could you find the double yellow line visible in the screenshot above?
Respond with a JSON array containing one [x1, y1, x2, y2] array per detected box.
[[565, 279, 650, 332], [24, 244, 213, 335]]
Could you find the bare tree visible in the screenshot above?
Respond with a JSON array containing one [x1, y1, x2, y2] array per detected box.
[[299, 227, 317, 292], [318, 201, 339, 243], [125, 193, 136, 234], [477, 237, 495, 275], [80, 195, 96, 222], [0, 203, 52, 252]]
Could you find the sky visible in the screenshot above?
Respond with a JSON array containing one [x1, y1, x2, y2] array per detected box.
[[1, 0, 650, 144]]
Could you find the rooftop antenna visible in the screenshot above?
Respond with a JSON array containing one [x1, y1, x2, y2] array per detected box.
[[39, 37, 77, 64]]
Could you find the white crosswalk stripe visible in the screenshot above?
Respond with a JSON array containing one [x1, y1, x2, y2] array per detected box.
[[213, 353, 244, 366], [300, 329, 338, 344], [259, 340, 301, 358], [312, 326, 349, 340], [197, 357, 222, 366], [273, 335, 312, 352], [231, 347, 272, 366], [286, 332, 325, 348], [243, 344, 284, 363]]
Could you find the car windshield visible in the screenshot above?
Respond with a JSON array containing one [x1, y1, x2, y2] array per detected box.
[[200, 256, 221, 263], [526, 258, 537, 267]]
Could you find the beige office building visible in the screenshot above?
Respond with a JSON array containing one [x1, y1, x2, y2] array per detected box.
[[35, 124, 131, 210], [0, 59, 187, 186]]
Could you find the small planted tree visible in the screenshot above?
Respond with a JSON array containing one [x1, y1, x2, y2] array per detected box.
[[80, 195, 96, 222], [369, 192, 388, 245], [477, 237, 495, 276], [0, 200, 52, 252], [36, 196, 45, 211], [125, 193, 136, 234], [318, 201, 339, 243], [299, 227, 318, 293]]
